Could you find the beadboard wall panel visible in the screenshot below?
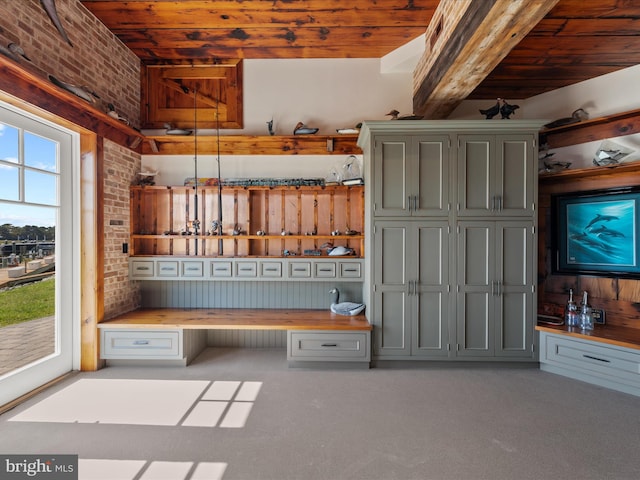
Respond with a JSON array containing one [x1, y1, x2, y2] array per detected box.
[[139, 281, 363, 309]]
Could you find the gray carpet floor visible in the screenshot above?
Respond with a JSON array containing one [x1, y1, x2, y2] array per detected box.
[[1, 348, 640, 480]]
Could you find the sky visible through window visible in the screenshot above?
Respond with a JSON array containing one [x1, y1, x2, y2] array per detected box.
[[0, 122, 58, 228]]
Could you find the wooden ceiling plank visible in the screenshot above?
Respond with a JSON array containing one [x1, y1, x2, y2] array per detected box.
[[413, 0, 561, 119], [82, 0, 434, 27], [116, 26, 425, 51]]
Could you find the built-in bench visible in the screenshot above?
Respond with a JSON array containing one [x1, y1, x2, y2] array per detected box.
[[98, 308, 372, 367], [536, 324, 640, 397]]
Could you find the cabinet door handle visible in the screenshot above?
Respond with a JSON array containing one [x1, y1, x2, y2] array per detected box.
[[583, 354, 611, 363], [408, 195, 413, 212], [497, 195, 503, 211], [413, 195, 419, 211]]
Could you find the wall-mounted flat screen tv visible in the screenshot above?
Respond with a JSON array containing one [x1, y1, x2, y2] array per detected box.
[[553, 186, 640, 278]]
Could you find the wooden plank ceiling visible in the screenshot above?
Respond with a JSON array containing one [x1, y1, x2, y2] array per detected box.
[[81, 0, 640, 101]]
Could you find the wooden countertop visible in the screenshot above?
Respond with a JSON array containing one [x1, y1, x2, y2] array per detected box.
[[536, 323, 640, 351], [99, 308, 372, 331]]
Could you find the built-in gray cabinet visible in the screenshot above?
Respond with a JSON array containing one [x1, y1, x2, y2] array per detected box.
[[373, 220, 450, 358], [373, 135, 450, 217], [457, 134, 536, 217], [456, 221, 535, 359], [358, 120, 542, 362]]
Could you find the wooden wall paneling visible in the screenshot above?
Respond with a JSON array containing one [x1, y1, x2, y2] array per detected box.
[[538, 162, 640, 329]]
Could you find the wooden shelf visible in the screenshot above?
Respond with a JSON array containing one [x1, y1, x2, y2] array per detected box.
[[142, 134, 362, 155], [539, 160, 640, 186], [130, 184, 365, 257], [0, 55, 143, 151], [540, 108, 640, 149]]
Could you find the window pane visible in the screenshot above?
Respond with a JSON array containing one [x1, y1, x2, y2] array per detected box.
[[0, 204, 56, 230], [0, 122, 19, 164], [25, 131, 58, 172], [25, 170, 58, 206], [0, 165, 19, 201]]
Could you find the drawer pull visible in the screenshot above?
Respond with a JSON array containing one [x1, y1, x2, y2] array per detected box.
[[214, 267, 228, 271], [265, 268, 278, 272], [319, 268, 332, 272], [321, 343, 338, 347], [583, 354, 610, 363], [186, 267, 199, 271], [160, 267, 174, 271], [133, 340, 150, 345], [293, 268, 307, 272], [136, 266, 150, 271], [240, 267, 254, 271]]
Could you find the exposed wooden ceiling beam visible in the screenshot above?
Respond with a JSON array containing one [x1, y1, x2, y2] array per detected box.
[[413, 0, 560, 119]]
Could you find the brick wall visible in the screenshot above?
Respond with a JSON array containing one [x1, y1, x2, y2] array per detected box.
[[0, 0, 140, 126], [0, 0, 142, 320], [103, 140, 141, 318]]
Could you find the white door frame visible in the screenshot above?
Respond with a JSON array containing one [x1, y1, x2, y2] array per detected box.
[[0, 100, 80, 406]]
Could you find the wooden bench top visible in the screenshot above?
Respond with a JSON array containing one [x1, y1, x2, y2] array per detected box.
[[99, 308, 372, 331], [536, 324, 640, 351]]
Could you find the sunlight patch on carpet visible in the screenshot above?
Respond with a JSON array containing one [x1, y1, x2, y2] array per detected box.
[[9, 379, 209, 426]]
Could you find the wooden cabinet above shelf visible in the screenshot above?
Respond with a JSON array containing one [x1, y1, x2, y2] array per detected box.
[[142, 134, 362, 155], [540, 108, 640, 149]]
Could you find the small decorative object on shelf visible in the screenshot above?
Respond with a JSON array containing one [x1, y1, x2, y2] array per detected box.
[[293, 122, 319, 135], [593, 139, 635, 167], [543, 108, 589, 130], [386, 109, 423, 120], [579, 291, 594, 331]]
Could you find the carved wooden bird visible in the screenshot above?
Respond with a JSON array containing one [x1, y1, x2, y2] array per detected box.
[[500, 99, 520, 119], [479, 99, 501, 119]]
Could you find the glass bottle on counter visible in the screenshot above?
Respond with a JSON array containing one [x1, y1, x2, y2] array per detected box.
[[565, 288, 579, 326], [579, 290, 594, 331]]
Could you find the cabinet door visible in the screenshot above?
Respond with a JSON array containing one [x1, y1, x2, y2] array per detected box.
[[412, 135, 451, 217], [373, 222, 411, 356], [495, 221, 535, 358], [456, 222, 495, 357], [412, 222, 451, 357], [495, 135, 536, 216], [457, 135, 495, 217], [373, 137, 411, 217]]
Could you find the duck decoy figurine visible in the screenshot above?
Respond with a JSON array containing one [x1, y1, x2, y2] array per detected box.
[[500, 99, 519, 119], [479, 99, 501, 119], [386, 109, 423, 120], [293, 122, 319, 135], [543, 108, 589, 129], [107, 103, 129, 125], [7, 43, 31, 61], [267, 118, 275, 136], [329, 288, 365, 316], [164, 123, 193, 135]]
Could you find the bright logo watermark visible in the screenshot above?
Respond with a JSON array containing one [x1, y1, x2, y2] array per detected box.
[[0, 455, 77, 480]]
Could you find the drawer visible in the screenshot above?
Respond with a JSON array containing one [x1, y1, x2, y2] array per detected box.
[[211, 261, 232, 278], [542, 333, 640, 385], [181, 261, 204, 277], [101, 330, 182, 359], [235, 261, 257, 277], [289, 261, 311, 278], [314, 262, 336, 278], [339, 262, 361, 278], [288, 331, 370, 361], [157, 261, 179, 277], [260, 261, 282, 278], [131, 260, 154, 278]]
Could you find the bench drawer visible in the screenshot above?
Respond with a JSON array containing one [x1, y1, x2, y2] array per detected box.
[[289, 261, 311, 278], [260, 261, 282, 278], [157, 261, 179, 277], [314, 262, 336, 278], [539, 332, 640, 396], [101, 330, 182, 359], [211, 261, 232, 277], [131, 260, 154, 278], [181, 261, 204, 277], [235, 261, 257, 277], [288, 331, 370, 362]]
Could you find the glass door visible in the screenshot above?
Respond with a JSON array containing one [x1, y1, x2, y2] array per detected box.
[[0, 101, 77, 407]]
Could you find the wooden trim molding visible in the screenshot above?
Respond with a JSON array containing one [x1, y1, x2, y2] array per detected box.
[[0, 56, 143, 152]]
